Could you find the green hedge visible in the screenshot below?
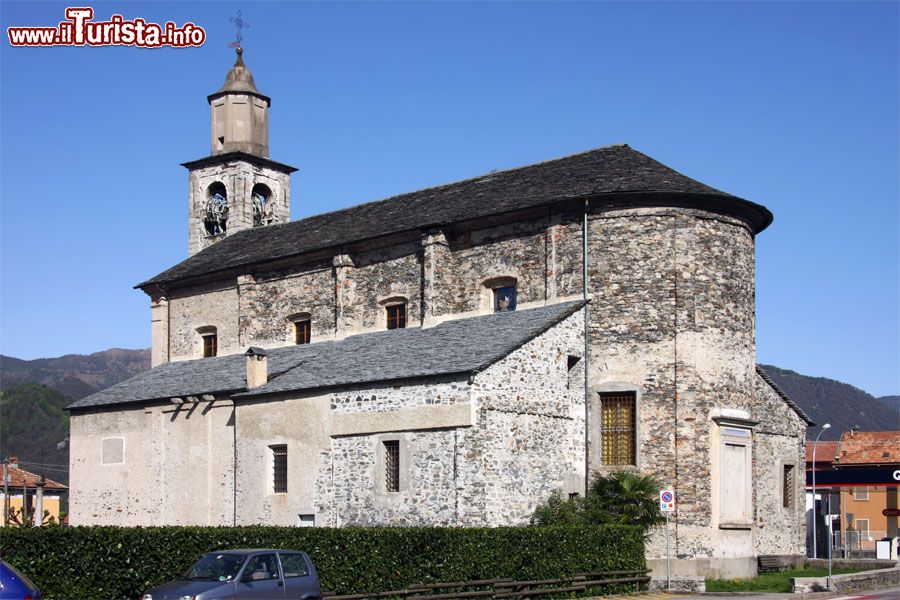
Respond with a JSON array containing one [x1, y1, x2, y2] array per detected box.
[[0, 525, 644, 599]]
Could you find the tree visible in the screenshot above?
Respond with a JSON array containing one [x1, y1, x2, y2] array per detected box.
[[530, 469, 665, 531]]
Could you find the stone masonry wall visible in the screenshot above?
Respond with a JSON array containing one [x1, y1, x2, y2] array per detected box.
[[188, 159, 291, 256], [238, 260, 335, 347], [435, 219, 548, 317], [470, 309, 586, 524], [342, 240, 422, 332], [317, 378, 474, 527], [586, 207, 759, 577], [319, 310, 584, 527], [753, 374, 808, 556], [168, 280, 239, 361]]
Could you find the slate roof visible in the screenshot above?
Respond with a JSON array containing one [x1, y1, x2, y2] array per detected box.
[[140, 145, 772, 288], [756, 365, 815, 425], [68, 301, 585, 410]]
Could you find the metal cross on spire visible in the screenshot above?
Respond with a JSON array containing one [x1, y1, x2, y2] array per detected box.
[[229, 10, 250, 47]]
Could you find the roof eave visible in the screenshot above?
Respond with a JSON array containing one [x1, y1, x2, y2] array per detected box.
[[180, 151, 298, 174]]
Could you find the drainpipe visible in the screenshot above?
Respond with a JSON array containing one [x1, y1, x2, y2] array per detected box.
[[583, 198, 590, 497], [233, 403, 237, 527]]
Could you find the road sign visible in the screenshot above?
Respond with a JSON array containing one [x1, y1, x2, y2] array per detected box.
[[883, 508, 900, 517], [660, 490, 675, 512]]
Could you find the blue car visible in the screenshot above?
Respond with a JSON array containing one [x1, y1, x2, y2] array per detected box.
[[141, 549, 321, 600], [0, 560, 42, 600]]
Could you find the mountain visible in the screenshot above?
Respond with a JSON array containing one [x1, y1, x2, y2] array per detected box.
[[878, 395, 900, 413], [759, 365, 900, 440], [0, 348, 150, 484], [0, 383, 70, 483], [0, 348, 150, 400]]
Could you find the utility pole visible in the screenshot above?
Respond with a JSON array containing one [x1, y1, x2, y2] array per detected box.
[[2, 459, 9, 526], [811, 423, 831, 558]]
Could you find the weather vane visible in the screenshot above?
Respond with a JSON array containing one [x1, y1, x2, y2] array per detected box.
[[228, 10, 250, 48]]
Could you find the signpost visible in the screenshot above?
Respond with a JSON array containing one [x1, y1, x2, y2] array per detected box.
[[660, 490, 675, 590]]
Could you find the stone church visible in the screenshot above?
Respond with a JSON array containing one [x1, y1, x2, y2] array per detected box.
[[68, 49, 811, 579]]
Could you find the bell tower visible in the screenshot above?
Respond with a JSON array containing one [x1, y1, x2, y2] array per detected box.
[[182, 47, 297, 256]]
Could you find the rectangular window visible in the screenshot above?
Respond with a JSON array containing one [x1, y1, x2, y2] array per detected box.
[[294, 319, 311, 345], [243, 553, 279, 581], [271, 445, 287, 494], [386, 304, 406, 330], [783, 464, 795, 508], [853, 487, 869, 501], [384, 440, 400, 492], [600, 392, 636, 466], [566, 355, 582, 390], [856, 518, 870, 541], [279, 552, 310, 577], [202, 334, 217, 357], [494, 286, 517, 312]]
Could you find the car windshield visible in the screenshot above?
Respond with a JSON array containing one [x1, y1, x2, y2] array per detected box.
[[184, 553, 246, 581]]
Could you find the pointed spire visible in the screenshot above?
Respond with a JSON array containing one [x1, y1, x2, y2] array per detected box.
[[210, 47, 266, 99]]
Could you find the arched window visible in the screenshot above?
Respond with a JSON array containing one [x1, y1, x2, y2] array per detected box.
[[483, 276, 517, 312], [204, 182, 228, 236], [378, 296, 408, 330], [286, 312, 312, 344], [251, 183, 275, 227]]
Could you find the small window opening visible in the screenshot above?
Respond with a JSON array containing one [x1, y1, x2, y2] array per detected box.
[[297, 514, 315, 528], [202, 333, 218, 358], [271, 445, 287, 494], [493, 285, 517, 312], [853, 487, 869, 501], [386, 304, 406, 330], [600, 391, 636, 466], [384, 440, 400, 492], [294, 319, 311, 345], [566, 355, 582, 390], [782, 464, 795, 508]]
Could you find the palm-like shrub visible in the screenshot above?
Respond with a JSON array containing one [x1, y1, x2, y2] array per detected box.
[[585, 470, 665, 530], [530, 470, 665, 531]]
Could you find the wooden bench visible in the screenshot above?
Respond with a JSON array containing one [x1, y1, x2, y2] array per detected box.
[[758, 555, 790, 572]]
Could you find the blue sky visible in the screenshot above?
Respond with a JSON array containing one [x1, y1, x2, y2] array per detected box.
[[1, 2, 897, 397]]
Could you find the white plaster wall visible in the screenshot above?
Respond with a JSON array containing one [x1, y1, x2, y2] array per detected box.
[[234, 394, 331, 526], [69, 401, 235, 526]]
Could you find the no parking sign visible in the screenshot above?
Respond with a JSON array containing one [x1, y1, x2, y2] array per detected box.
[[659, 489, 675, 512]]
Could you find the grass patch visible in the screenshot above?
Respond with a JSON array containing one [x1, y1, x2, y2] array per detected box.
[[706, 567, 865, 593]]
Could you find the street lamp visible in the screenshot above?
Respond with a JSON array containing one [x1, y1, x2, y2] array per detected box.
[[811, 423, 831, 559]]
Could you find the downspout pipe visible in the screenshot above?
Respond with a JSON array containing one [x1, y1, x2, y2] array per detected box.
[[583, 198, 591, 497]]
